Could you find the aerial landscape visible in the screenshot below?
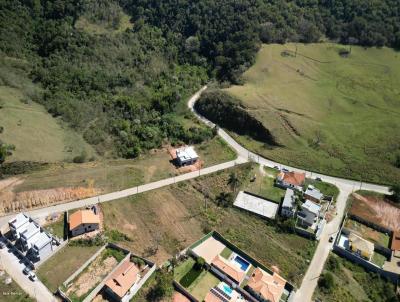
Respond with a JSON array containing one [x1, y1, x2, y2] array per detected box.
[[0, 1, 399, 302]]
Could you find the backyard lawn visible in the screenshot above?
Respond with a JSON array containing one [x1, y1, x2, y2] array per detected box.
[[371, 252, 387, 268], [245, 165, 285, 203], [43, 215, 65, 239], [189, 272, 219, 301], [37, 244, 101, 292]]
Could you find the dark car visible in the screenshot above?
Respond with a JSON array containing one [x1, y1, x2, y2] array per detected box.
[[316, 177, 322, 181]]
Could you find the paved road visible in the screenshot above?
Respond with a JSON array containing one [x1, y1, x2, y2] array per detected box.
[[0, 245, 56, 302], [188, 86, 391, 302], [0, 86, 392, 302]]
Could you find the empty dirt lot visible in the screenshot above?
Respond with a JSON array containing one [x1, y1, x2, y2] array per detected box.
[[349, 193, 400, 231]]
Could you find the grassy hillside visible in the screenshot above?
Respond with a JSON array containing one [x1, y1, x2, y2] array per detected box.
[[226, 43, 400, 184], [0, 86, 95, 162], [314, 253, 398, 302]]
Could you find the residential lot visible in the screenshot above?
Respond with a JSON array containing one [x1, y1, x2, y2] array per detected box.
[[314, 253, 398, 302], [175, 233, 293, 302], [37, 243, 101, 292], [348, 191, 400, 231], [101, 163, 316, 286], [0, 272, 34, 302], [344, 218, 390, 248]]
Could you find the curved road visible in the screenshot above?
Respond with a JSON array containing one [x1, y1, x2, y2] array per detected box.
[[0, 86, 391, 302]]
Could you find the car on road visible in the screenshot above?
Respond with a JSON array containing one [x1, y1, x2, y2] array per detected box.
[[23, 266, 31, 275], [273, 165, 280, 170], [282, 168, 289, 173], [28, 271, 37, 281], [329, 235, 335, 243], [316, 177, 322, 181]]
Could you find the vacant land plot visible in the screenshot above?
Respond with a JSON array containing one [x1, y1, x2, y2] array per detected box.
[[66, 247, 125, 301], [101, 163, 316, 286], [0, 86, 95, 163], [0, 274, 34, 302], [348, 191, 400, 231], [314, 253, 398, 302], [37, 244, 101, 292], [226, 43, 400, 184], [344, 219, 390, 248]]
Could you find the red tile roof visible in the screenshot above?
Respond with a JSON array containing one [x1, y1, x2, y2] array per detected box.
[[105, 260, 139, 299], [173, 292, 191, 302], [391, 231, 400, 251], [278, 171, 305, 187], [69, 210, 100, 231], [247, 268, 286, 302], [211, 255, 245, 284]]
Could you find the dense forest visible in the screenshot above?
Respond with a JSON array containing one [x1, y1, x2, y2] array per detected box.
[[1, 0, 399, 160]]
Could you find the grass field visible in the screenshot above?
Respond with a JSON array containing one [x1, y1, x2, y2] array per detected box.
[[0, 274, 33, 302], [314, 253, 398, 302], [101, 163, 316, 286], [0, 86, 95, 163], [226, 43, 400, 184], [37, 244, 101, 292]]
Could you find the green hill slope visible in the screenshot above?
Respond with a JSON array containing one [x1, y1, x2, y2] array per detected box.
[[225, 43, 400, 184]]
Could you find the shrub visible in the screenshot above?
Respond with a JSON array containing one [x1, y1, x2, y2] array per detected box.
[[318, 272, 335, 292], [194, 257, 206, 271]]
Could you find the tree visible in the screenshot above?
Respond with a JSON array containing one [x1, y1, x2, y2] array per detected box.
[[216, 192, 233, 207], [0, 141, 15, 165], [318, 272, 335, 292], [194, 257, 206, 270], [147, 269, 174, 301], [390, 184, 400, 203], [228, 172, 239, 192]]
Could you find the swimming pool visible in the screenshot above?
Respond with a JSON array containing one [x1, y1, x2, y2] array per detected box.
[[233, 255, 250, 271], [218, 282, 233, 296]]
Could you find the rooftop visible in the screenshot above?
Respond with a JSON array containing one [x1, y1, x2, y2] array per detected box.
[[33, 232, 51, 250], [233, 191, 279, 219], [176, 146, 198, 161], [277, 171, 305, 187], [9, 213, 29, 229], [247, 268, 286, 302], [69, 209, 100, 231], [20, 222, 40, 240], [305, 185, 323, 201], [105, 260, 139, 299], [391, 231, 400, 251], [211, 255, 245, 284], [302, 200, 321, 215], [349, 233, 374, 258], [282, 189, 295, 208]]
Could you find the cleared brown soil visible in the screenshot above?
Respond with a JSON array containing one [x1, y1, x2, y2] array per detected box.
[[349, 193, 400, 231], [0, 177, 100, 214]]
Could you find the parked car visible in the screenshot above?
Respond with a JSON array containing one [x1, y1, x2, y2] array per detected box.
[[316, 177, 322, 182], [0, 241, 5, 249], [282, 168, 289, 173], [28, 271, 37, 281], [23, 267, 31, 275], [273, 165, 280, 170], [329, 236, 334, 243]]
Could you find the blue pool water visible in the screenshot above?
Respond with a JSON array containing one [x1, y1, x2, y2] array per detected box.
[[234, 255, 250, 271], [220, 283, 233, 295]]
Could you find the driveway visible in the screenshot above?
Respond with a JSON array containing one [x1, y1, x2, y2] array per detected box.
[[0, 245, 56, 302]]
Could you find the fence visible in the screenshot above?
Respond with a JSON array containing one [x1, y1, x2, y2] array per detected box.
[[348, 214, 393, 236], [333, 245, 399, 284], [173, 281, 199, 302]]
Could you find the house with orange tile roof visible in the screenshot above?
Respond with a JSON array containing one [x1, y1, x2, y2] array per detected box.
[[211, 255, 246, 284], [104, 259, 140, 301], [276, 171, 305, 190], [69, 209, 100, 237], [391, 231, 400, 258], [246, 268, 286, 302]]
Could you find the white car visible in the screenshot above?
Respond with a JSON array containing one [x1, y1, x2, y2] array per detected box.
[[28, 271, 37, 281]]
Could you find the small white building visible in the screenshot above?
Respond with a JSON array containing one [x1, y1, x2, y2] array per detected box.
[[30, 232, 52, 261], [304, 185, 323, 203], [8, 213, 29, 239], [281, 189, 296, 218], [20, 222, 40, 251], [176, 146, 198, 166], [297, 200, 321, 227], [69, 209, 100, 237]]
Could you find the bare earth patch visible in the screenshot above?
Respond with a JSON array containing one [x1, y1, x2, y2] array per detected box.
[[0, 177, 100, 214], [350, 193, 400, 231], [67, 256, 117, 298]]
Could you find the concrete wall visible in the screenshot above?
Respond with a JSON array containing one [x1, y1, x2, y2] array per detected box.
[[333, 245, 399, 284]]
